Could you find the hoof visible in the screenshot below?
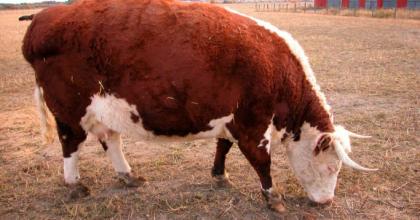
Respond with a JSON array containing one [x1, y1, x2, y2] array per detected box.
[[268, 200, 286, 213], [117, 172, 146, 187], [68, 183, 90, 200], [212, 171, 232, 188], [261, 188, 287, 213]]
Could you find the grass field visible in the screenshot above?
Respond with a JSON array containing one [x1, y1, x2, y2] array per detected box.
[[0, 5, 419, 219]]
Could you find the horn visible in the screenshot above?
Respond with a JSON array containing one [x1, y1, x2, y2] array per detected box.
[[334, 140, 378, 171], [347, 130, 371, 139]]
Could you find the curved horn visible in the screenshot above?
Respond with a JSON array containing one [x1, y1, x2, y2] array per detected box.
[[334, 140, 378, 171], [347, 130, 371, 139]]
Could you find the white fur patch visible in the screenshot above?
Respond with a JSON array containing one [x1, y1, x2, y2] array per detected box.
[[80, 94, 235, 142], [103, 132, 131, 173], [272, 128, 287, 146], [224, 8, 331, 117], [34, 85, 55, 144], [261, 186, 274, 193], [258, 122, 273, 154], [64, 149, 81, 184], [332, 125, 352, 153]]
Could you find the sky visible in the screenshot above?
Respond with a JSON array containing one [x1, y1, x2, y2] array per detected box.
[[0, 0, 65, 3]]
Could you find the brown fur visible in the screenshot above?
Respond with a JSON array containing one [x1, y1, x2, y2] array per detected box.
[[22, 0, 332, 196]]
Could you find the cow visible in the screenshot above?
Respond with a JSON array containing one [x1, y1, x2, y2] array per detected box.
[[22, 0, 376, 212]]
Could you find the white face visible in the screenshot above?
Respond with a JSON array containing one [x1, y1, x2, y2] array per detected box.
[[285, 123, 343, 204]]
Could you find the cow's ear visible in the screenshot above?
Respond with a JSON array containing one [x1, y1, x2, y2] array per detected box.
[[314, 134, 332, 156]]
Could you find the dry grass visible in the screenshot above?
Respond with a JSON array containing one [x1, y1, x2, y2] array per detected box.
[[1, 6, 419, 219], [344, 8, 420, 20], [254, 2, 420, 20]]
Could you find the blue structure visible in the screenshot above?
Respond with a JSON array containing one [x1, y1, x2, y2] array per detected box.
[[365, 0, 377, 8], [407, 0, 420, 8], [383, 0, 396, 8], [349, 0, 359, 8], [328, 0, 341, 7]]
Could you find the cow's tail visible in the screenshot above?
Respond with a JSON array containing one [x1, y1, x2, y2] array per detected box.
[[18, 14, 34, 21], [34, 84, 55, 144]]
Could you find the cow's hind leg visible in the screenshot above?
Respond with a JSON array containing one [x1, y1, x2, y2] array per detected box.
[[99, 130, 146, 187], [56, 119, 90, 199], [212, 138, 233, 186]]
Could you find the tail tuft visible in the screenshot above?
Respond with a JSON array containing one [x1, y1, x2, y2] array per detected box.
[[19, 14, 34, 21], [34, 85, 55, 144]]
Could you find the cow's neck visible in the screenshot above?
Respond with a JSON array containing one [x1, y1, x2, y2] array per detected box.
[[273, 61, 334, 140]]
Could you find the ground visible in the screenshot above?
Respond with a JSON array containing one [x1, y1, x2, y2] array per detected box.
[[0, 5, 419, 219]]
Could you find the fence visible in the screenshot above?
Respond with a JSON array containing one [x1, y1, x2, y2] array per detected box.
[[408, 0, 420, 7], [255, 1, 314, 12], [254, 0, 420, 18]]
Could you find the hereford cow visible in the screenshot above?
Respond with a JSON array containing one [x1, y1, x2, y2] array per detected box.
[[22, 0, 376, 212]]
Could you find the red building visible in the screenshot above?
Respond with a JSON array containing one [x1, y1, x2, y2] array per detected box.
[[396, 0, 407, 8], [314, 0, 327, 7]]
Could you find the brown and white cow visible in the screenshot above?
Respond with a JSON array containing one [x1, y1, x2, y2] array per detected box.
[[22, 0, 376, 212]]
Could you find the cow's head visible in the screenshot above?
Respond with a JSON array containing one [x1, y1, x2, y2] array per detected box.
[[284, 123, 377, 204]]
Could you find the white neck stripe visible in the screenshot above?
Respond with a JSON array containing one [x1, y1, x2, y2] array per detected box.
[[224, 7, 332, 117]]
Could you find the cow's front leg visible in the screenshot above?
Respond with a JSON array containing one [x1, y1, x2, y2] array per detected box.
[[237, 140, 286, 213], [99, 131, 145, 187], [212, 138, 233, 186], [56, 119, 90, 199]]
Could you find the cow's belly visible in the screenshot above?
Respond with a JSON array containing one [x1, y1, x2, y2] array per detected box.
[[80, 94, 235, 142]]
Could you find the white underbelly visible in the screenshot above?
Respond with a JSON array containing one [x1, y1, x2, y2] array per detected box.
[[80, 94, 236, 143]]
